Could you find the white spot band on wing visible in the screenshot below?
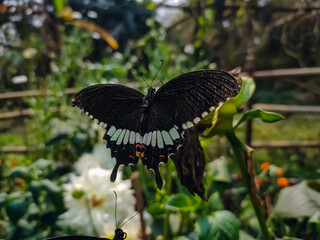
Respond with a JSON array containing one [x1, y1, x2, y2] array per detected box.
[[107, 126, 116, 136]]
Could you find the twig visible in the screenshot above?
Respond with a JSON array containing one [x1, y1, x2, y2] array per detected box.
[[225, 131, 271, 240], [131, 172, 147, 240]]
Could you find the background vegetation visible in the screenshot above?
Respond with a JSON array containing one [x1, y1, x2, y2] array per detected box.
[[0, 0, 320, 239]]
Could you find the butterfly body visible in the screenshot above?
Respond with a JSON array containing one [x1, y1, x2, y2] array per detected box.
[[73, 70, 240, 188]]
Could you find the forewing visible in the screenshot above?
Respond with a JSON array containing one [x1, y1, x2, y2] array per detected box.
[[73, 84, 145, 182], [72, 84, 144, 129], [153, 70, 240, 130]]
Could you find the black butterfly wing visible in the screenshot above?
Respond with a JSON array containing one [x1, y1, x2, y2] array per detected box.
[[46, 229, 126, 240], [46, 236, 111, 240], [72, 84, 144, 129], [138, 104, 184, 188], [140, 70, 240, 187], [72, 84, 145, 180], [153, 70, 240, 128], [73, 71, 240, 190]]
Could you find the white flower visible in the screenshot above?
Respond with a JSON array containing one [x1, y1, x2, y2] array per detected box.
[[60, 168, 139, 238], [75, 144, 116, 173]]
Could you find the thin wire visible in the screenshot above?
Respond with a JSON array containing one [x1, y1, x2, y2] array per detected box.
[[151, 59, 164, 87], [113, 191, 118, 227], [119, 202, 147, 229]]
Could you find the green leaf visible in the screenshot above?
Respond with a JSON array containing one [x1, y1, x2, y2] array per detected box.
[[195, 216, 215, 240], [207, 156, 231, 183], [200, 101, 237, 138], [53, 0, 68, 15], [278, 237, 304, 240], [41, 180, 64, 214], [30, 159, 53, 170], [240, 198, 260, 232], [146, 1, 157, 10], [309, 211, 320, 223], [6, 166, 29, 179], [211, 211, 240, 239], [169, 213, 181, 234], [234, 109, 284, 129], [27, 203, 40, 219], [239, 230, 255, 240], [147, 202, 165, 217], [40, 179, 61, 194], [195, 211, 240, 240], [0, 193, 8, 206], [174, 237, 191, 240], [45, 132, 70, 146], [17, 219, 36, 237], [6, 199, 28, 224], [308, 211, 320, 233], [233, 77, 256, 108], [272, 181, 320, 218], [207, 192, 223, 212], [165, 194, 196, 212]]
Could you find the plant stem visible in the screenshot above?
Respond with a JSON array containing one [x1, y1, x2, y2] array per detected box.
[[85, 194, 100, 237], [163, 161, 173, 240], [137, 161, 152, 201], [225, 131, 271, 240]]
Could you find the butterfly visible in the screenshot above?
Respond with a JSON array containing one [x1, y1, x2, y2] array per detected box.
[[46, 192, 137, 240], [46, 232, 125, 240], [72, 70, 240, 189], [46, 228, 126, 240]]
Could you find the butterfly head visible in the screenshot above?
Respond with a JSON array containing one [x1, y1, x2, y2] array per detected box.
[[114, 228, 127, 240], [146, 87, 156, 97]]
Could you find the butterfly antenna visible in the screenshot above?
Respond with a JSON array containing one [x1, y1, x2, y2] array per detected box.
[[119, 202, 147, 229], [141, 75, 150, 88], [151, 60, 164, 86], [113, 191, 118, 227]]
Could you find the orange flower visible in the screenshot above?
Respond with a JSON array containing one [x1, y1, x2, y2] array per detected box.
[[277, 177, 289, 188], [15, 178, 25, 186], [235, 171, 242, 180], [9, 160, 18, 167], [260, 162, 270, 171], [276, 168, 284, 176], [255, 178, 264, 187]]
